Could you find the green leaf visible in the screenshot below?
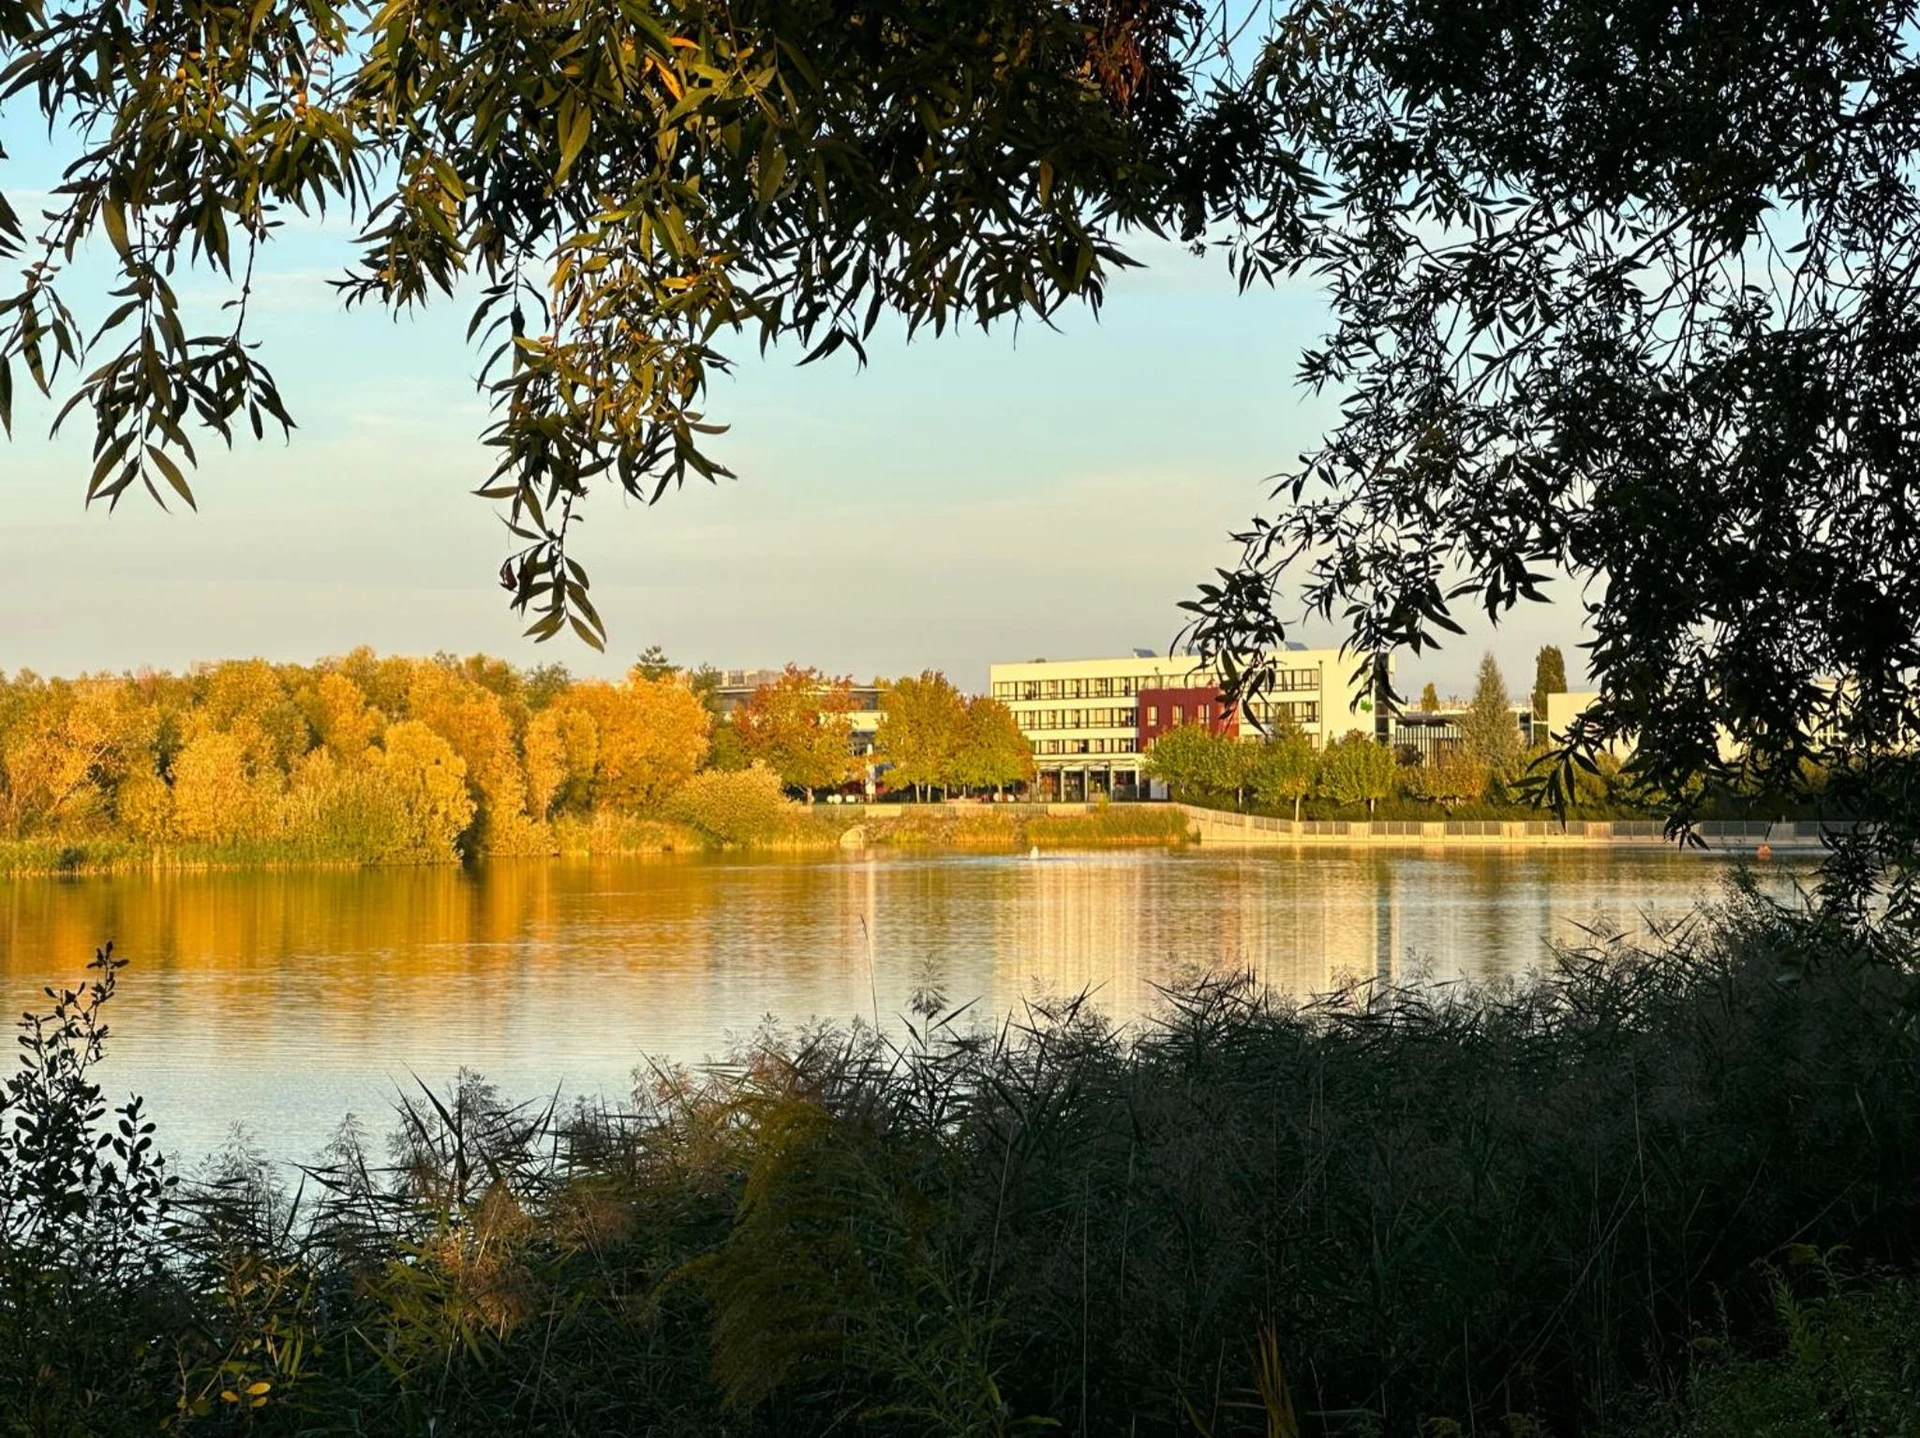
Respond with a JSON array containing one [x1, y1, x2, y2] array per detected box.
[[144, 445, 197, 511], [556, 93, 590, 182], [101, 199, 132, 261]]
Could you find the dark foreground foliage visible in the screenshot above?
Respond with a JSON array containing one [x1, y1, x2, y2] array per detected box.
[[4, 894, 1920, 1436]]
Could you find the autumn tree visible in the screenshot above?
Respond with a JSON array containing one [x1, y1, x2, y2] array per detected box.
[[735, 667, 856, 800], [196, 659, 308, 778], [877, 672, 968, 800], [522, 706, 599, 822], [1418, 683, 1442, 714], [169, 718, 261, 843], [667, 764, 792, 846], [374, 722, 474, 863], [564, 676, 709, 813], [406, 664, 535, 852], [302, 672, 383, 763], [0, 679, 128, 834], [1417, 749, 1490, 814]]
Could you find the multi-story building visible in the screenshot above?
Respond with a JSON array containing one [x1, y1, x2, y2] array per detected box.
[[988, 648, 1386, 800]]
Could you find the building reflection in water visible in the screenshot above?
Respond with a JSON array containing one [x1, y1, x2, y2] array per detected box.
[[0, 847, 1795, 1164]]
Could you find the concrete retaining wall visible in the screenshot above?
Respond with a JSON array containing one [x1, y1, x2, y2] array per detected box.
[[1178, 806, 1849, 852]]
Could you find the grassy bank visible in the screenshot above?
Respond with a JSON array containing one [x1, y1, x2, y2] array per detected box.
[[5, 892, 1917, 1435], [0, 834, 412, 878], [0, 804, 1192, 876]]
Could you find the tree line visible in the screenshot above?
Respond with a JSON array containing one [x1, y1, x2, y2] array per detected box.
[[0, 653, 1034, 864], [1147, 651, 1623, 819]]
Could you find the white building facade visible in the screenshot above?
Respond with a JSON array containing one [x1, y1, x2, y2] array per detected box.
[[988, 648, 1385, 800]]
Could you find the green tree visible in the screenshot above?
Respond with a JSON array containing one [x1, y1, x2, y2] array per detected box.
[[953, 698, 1033, 796], [522, 662, 575, 713], [1144, 725, 1234, 802], [633, 647, 676, 682], [688, 665, 727, 720], [1246, 727, 1318, 822], [1416, 749, 1490, 814], [1318, 731, 1397, 817], [1532, 647, 1568, 722], [735, 667, 856, 801], [876, 671, 968, 800], [706, 721, 752, 773], [1460, 655, 1520, 776], [1419, 682, 1442, 714]]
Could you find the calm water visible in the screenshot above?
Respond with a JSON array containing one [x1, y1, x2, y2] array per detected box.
[[0, 848, 1798, 1165]]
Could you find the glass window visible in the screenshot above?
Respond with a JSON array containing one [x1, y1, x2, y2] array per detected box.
[[1172, 705, 1184, 725], [1145, 706, 1157, 725]]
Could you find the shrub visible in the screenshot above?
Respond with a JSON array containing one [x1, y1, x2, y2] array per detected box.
[[667, 763, 792, 845]]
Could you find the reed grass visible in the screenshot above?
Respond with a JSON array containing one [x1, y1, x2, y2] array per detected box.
[[3, 889, 1917, 1435]]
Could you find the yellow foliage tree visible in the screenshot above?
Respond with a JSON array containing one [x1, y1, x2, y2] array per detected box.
[[524, 706, 599, 821], [375, 722, 475, 862], [566, 676, 709, 812], [113, 760, 175, 844], [170, 721, 263, 843], [198, 659, 308, 775], [5, 676, 163, 835], [406, 664, 538, 850], [304, 672, 384, 762]]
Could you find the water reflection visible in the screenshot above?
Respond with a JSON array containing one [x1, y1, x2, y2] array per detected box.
[[0, 848, 1797, 1164]]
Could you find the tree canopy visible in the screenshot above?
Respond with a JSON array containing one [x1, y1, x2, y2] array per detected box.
[[1532, 648, 1568, 723], [1170, 0, 1920, 916], [0, 0, 1249, 646], [1459, 655, 1519, 776]]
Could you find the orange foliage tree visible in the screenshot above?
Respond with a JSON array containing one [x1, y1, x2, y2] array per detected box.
[[734, 666, 856, 800]]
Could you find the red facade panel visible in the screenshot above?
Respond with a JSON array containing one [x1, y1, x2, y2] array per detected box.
[[1137, 686, 1239, 750]]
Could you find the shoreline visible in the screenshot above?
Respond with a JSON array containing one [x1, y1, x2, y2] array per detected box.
[[1178, 804, 1851, 852], [0, 803, 1855, 878]]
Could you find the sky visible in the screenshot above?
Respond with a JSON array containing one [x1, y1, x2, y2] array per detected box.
[[2, 128, 1591, 699]]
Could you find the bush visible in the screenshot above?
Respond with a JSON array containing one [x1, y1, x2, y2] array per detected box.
[[666, 763, 792, 845], [1619, 1265, 1920, 1437]]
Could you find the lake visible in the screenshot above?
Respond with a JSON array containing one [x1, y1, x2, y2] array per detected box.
[[0, 847, 1801, 1167]]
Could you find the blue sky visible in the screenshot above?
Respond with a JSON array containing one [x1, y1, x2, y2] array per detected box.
[[2, 121, 1588, 697]]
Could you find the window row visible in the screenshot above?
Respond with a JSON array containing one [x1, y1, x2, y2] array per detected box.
[[995, 674, 1171, 701], [1013, 706, 1135, 730], [993, 667, 1320, 704], [1144, 701, 1222, 728], [1246, 700, 1321, 725], [1035, 738, 1138, 756]]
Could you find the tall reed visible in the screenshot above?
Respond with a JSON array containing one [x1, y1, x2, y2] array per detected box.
[[3, 889, 1917, 1435]]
